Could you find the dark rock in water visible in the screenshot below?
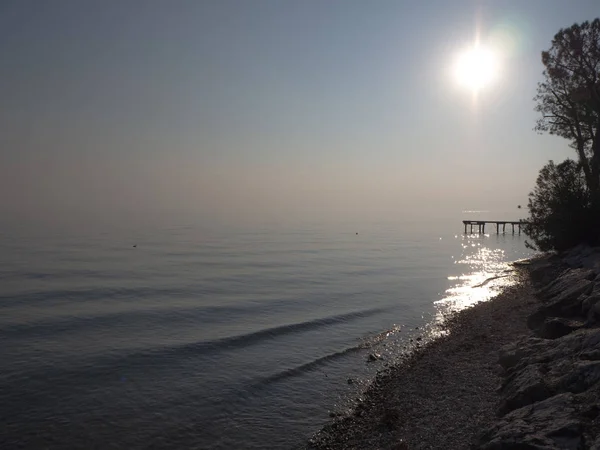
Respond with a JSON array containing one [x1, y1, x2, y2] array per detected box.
[[479, 393, 583, 450], [538, 317, 584, 339], [347, 378, 354, 385], [368, 353, 381, 362], [416, 337, 422, 342]]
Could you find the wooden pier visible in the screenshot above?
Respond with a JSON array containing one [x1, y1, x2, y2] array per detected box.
[[462, 220, 526, 234]]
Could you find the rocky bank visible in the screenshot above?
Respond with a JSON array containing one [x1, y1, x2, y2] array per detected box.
[[480, 246, 600, 449], [307, 246, 600, 449]]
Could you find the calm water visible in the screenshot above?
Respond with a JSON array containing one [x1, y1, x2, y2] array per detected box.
[[0, 218, 531, 449]]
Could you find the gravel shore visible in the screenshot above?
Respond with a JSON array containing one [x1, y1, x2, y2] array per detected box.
[[307, 268, 540, 450]]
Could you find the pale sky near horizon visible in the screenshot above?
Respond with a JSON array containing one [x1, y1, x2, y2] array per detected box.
[[1, 1, 599, 227]]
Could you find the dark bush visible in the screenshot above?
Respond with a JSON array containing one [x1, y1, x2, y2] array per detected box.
[[523, 159, 600, 252]]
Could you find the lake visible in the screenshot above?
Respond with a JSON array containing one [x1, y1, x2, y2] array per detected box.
[[0, 216, 532, 449]]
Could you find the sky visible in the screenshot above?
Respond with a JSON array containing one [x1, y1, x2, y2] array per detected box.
[[1, 0, 599, 228]]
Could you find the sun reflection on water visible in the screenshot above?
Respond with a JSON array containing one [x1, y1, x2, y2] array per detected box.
[[357, 232, 532, 372], [433, 234, 521, 328]]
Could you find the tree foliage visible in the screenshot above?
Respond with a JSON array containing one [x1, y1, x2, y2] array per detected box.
[[526, 20, 600, 251], [534, 19, 600, 196], [523, 159, 598, 252]]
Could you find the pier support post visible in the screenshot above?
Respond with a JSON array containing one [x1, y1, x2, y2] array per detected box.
[[512, 223, 515, 234], [502, 223, 506, 233], [496, 223, 499, 234]]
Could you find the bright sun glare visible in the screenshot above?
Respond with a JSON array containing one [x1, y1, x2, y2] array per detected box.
[[454, 45, 498, 92]]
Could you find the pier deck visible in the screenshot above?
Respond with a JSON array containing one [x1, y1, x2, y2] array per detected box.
[[462, 220, 526, 234]]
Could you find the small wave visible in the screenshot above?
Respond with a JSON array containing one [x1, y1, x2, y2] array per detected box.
[[248, 324, 401, 390], [250, 345, 364, 389], [170, 307, 388, 356], [1, 301, 310, 337], [2, 307, 388, 384]]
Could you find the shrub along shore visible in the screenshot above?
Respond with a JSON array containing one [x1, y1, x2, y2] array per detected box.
[[307, 246, 600, 449]]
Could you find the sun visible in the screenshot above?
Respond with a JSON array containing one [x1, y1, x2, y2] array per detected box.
[[454, 45, 498, 92]]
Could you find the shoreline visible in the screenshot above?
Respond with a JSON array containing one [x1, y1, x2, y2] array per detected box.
[[307, 248, 600, 449], [307, 266, 539, 449]]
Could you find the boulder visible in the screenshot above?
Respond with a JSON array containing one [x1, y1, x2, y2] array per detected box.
[[590, 435, 600, 450], [499, 329, 598, 376], [498, 363, 554, 415], [580, 349, 600, 361], [547, 279, 594, 313], [562, 245, 600, 269], [367, 353, 381, 362], [483, 250, 600, 448], [479, 393, 584, 450], [536, 269, 595, 302], [582, 328, 600, 350], [561, 245, 585, 265], [577, 248, 600, 272], [528, 279, 593, 334], [528, 261, 556, 284], [500, 331, 584, 366], [559, 361, 600, 394], [537, 317, 584, 340], [588, 301, 600, 324], [582, 293, 600, 314], [499, 337, 552, 372]]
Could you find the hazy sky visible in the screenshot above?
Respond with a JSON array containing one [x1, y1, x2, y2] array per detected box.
[[2, 0, 599, 226]]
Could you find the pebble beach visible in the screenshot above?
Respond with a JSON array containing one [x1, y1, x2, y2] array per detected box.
[[308, 248, 600, 449]]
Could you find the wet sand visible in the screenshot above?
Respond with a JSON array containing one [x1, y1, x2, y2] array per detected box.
[[307, 269, 540, 449]]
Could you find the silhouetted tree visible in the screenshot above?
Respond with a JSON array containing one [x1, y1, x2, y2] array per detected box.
[[534, 19, 600, 200], [523, 159, 596, 251]]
